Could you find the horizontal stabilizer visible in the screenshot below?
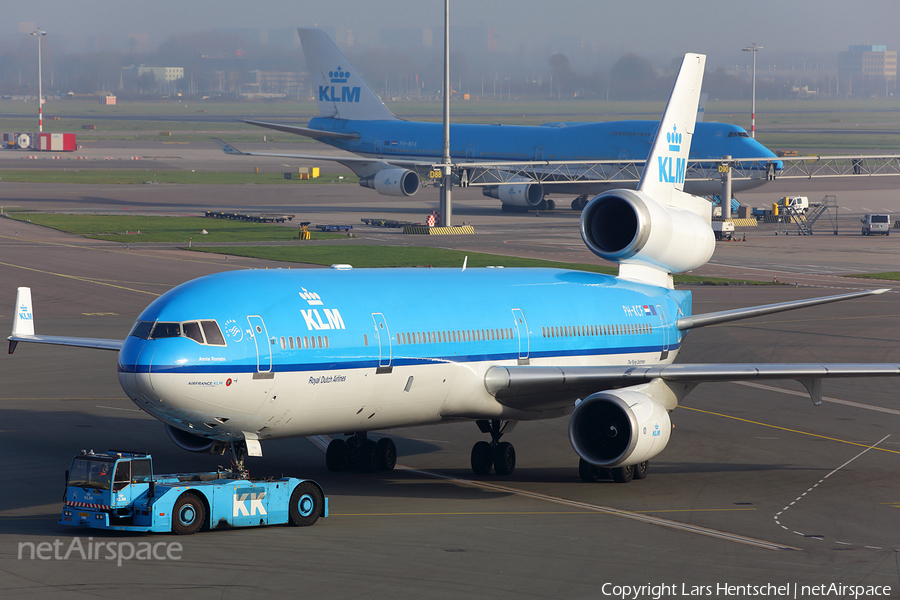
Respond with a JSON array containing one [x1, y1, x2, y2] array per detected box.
[[677, 288, 889, 330]]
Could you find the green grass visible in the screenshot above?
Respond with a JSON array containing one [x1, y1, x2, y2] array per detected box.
[[849, 272, 900, 281], [0, 170, 357, 185], [5, 213, 346, 243]]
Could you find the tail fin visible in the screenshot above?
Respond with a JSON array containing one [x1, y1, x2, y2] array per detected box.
[[298, 28, 397, 122], [637, 53, 706, 207], [12, 287, 34, 337]]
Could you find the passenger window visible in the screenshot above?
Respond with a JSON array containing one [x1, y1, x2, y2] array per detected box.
[[311, 337, 317, 349], [280, 337, 286, 349], [324, 336, 329, 349], [318, 336, 323, 348], [201, 321, 226, 346], [183, 321, 204, 344], [303, 336, 309, 349], [363, 334, 368, 347], [289, 336, 295, 349]]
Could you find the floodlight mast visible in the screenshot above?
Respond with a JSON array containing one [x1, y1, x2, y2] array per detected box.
[[32, 28, 47, 133], [742, 43, 762, 139]]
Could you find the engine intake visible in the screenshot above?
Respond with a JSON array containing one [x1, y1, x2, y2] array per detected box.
[[165, 424, 226, 455], [360, 168, 419, 197], [568, 390, 671, 467], [482, 183, 544, 207]]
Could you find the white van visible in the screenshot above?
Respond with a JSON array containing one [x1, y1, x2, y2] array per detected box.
[[861, 214, 891, 236]]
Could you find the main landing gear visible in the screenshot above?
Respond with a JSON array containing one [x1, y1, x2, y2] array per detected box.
[[227, 440, 250, 479], [571, 195, 589, 211], [470, 420, 517, 476], [578, 458, 650, 483], [326, 432, 397, 473]]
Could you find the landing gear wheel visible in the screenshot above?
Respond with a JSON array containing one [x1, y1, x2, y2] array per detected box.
[[633, 461, 649, 480], [537, 200, 548, 211], [492, 441, 516, 476], [357, 439, 379, 473], [172, 493, 205, 535], [612, 464, 635, 483], [471, 441, 493, 475], [325, 438, 348, 472], [578, 458, 604, 483], [376, 438, 397, 471], [546, 199, 556, 211], [289, 481, 324, 527]]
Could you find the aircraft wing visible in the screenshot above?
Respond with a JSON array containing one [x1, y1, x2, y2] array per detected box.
[[7, 287, 123, 354], [485, 363, 900, 411], [211, 138, 433, 169], [9, 334, 122, 353], [242, 120, 360, 141]]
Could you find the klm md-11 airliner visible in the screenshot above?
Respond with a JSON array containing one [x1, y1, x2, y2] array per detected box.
[[11, 53, 897, 483], [215, 29, 781, 212]]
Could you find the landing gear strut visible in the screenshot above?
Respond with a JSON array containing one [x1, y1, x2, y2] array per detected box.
[[470, 420, 517, 476], [326, 432, 397, 473], [227, 440, 250, 479]]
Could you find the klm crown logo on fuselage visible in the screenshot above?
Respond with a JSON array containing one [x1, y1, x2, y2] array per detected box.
[[318, 66, 361, 103], [299, 288, 345, 331], [657, 124, 686, 184]]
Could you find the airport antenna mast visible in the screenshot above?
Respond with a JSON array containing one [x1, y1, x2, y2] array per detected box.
[[742, 43, 762, 139], [32, 28, 47, 133]]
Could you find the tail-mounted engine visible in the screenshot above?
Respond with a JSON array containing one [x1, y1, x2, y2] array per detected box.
[[579, 189, 714, 275], [568, 390, 671, 467]]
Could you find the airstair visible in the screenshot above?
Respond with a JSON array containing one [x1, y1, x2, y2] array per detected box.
[[776, 195, 839, 235]]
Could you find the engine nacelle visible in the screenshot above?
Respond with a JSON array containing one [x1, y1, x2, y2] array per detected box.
[[579, 189, 714, 274], [568, 390, 671, 467], [359, 168, 419, 197], [165, 424, 226, 455], [482, 183, 544, 207]]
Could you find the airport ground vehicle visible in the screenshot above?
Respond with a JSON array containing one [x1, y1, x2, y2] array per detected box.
[[861, 214, 891, 236], [711, 221, 735, 240], [779, 196, 809, 213], [61, 451, 327, 534]]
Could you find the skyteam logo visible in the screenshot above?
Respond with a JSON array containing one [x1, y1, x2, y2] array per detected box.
[[657, 124, 686, 184], [319, 66, 360, 103]]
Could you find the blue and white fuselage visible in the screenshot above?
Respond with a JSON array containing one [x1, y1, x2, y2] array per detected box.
[[118, 268, 686, 441]]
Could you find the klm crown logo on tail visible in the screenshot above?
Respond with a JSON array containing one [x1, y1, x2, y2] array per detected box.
[[658, 124, 686, 185], [319, 65, 360, 103]]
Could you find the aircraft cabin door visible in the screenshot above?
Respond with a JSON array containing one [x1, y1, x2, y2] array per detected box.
[[466, 143, 476, 163], [655, 305, 669, 361], [511, 308, 529, 361], [375, 140, 383, 159], [247, 315, 272, 373], [371, 313, 391, 368]]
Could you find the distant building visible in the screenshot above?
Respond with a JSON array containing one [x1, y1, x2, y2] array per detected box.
[[838, 45, 897, 96]]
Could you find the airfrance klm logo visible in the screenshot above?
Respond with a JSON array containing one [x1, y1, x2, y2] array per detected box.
[[318, 66, 361, 103], [657, 124, 686, 184], [299, 288, 345, 331], [19, 304, 32, 321], [233, 489, 266, 517]]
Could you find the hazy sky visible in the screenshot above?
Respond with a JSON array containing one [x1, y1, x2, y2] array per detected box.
[[8, 0, 899, 66]]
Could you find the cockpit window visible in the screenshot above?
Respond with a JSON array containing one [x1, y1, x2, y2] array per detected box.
[[727, 131, 750, 138], [129, 320, 153, 339], [183, 321, 204, 344], [131, 319, 227, 346], [201, 321, 226, 346], [152, 322, 182, 339]]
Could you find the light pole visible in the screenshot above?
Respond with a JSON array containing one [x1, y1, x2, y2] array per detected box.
[[742, 44, 761, 138], [32, 28, 47, 133]]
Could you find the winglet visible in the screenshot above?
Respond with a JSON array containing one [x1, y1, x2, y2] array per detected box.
[[10, 287, 34, 354], [211, 138, 246, 156]]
